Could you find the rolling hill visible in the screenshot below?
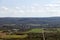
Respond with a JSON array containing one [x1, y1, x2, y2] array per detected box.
[[0, 17, 60, 30]]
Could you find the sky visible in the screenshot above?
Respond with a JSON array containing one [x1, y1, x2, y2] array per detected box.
[[0, 0, 60, 17]]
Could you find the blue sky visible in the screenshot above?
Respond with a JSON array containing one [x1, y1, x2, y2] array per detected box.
[[0, 0, 60, 17]]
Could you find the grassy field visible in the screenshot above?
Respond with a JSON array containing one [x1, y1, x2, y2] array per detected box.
[[0, 34, 28, 39], [0, 28, 60, 40], [27, 28, 43, 33], [25, 28, 60, 33], [6, 35, 27, 39]]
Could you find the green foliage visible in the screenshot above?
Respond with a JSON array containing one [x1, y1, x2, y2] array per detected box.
[[27, 28, 43, 33], [1, 34, 28, 39]]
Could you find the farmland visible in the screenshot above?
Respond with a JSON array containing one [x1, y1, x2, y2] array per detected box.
[[0, 18, 60, 40], [0, 28, 60, 40]]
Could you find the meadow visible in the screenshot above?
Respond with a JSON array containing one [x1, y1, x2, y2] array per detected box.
[[0, 28, 60, 40]]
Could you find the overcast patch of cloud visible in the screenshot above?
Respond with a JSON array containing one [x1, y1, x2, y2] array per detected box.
[[0, 2, 60, 17]]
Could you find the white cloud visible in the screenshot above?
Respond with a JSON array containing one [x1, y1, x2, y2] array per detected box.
[[45, 4, 60, 7], [0, 3, 60, 17], [19, 10, 24, 13], [16, 7, 20, 9], [0, 6, 9, 14], [1, 6, 8, 10]]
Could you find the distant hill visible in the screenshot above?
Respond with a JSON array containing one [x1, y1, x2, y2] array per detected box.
[[0, 17, 60, 24], [0, 17, 60, 30]]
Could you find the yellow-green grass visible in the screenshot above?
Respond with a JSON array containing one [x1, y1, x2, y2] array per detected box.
[[1, 34, 28, 39], [25, 28, 60, 33], [26, 28, 43, 33]]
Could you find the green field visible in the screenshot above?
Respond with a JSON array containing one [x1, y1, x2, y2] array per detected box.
[[2, 35, 28, 39], [0, 28, 60, 40], [26, 28, 43, 33], [25, 28, 60, 33]]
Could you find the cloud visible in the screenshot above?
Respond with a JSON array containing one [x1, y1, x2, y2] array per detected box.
[[0, 6, 8, 14], [44, 3, 60, 16], [15, 7, 20, 9], [0, 2, 60, 17], [45, 4, 60, 7]]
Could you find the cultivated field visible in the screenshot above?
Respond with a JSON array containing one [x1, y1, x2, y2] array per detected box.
[[0, 28, 60, 40]]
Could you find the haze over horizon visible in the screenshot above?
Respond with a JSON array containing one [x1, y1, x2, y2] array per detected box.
[[0, 0, 60, 17]]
